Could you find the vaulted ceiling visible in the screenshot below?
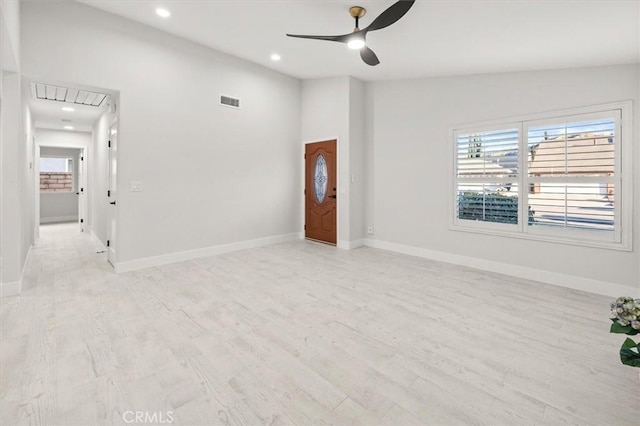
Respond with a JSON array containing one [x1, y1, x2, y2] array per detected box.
[[80, 0, 640, 81]]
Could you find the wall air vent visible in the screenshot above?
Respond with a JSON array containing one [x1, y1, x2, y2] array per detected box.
[[30, 82, 108, 107], [220, 95, 240, 109]]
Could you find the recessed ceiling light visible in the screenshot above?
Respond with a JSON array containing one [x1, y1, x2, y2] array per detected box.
[[61, 106, 75, 112], [270, 53, 282, 62], [156, 8, 171, 18], [64, 126, 75, 130]]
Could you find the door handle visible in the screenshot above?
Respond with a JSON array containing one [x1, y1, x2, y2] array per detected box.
[[328, 195, 337, 199], [109, 201, 116, 205]]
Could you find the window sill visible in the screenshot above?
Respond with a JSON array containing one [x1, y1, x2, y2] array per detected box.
[[40, 191, 76, 194], [450, 223, 632, 252]]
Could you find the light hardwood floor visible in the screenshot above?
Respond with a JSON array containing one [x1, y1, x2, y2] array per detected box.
[[1, 223, 638, 426]]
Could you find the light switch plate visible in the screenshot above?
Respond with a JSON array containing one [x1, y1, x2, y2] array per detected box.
[[130, 181, 143, 192]]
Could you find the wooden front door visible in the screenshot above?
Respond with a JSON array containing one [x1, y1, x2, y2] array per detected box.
[[305, 140, 337, 244]]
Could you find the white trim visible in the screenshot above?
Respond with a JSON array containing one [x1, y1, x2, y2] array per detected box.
[[364, 238, 639, 298], [0, 280, 22, 297], [0, 245, 34, 298], [40, 215, 78, 224], [114, 233, 300, 273], [338, 239, 364, 250], [450, 223, 630, 251], [90, 230, 107, 251]]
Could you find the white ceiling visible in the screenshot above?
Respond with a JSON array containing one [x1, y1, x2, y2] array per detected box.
[[28, 87, 108, 133], [79, 0, 639, 81]]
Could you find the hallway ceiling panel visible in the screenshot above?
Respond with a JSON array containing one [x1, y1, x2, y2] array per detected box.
[[28, 82, 110, 132]]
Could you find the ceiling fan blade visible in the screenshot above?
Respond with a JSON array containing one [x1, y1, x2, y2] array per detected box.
[[286, 33, 349, 43], [360, 46, 380, 66], [364, 0, 415, 32]]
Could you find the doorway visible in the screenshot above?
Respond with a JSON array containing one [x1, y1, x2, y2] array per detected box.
[[38, 146, 84, 227], [305, 140, 337, 245], [26, 78, 120, 268]]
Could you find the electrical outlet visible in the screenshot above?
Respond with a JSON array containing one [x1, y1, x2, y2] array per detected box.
[[130, 181, 143, 192], [367, 227, 374, 235]]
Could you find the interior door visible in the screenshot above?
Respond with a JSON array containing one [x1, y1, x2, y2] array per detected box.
[[305, 140, 337, 244], [107, 124, 117, 265], [77, 148, 87, 232]]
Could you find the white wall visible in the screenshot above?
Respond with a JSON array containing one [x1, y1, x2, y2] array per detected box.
[[366, 64, 640, 295], [300, 76, 367, 248], [348, 78, 366, 242], [0, 0, 31, 295], [22, 1, 301, 267], [39, 146, 80, 223], [1, 0, 28, 295], [22, 102, 34, 259], [1, 73, 25, 290], [0, 0, 19, 73]]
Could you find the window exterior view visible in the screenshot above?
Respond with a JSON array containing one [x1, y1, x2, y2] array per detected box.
[[39, 157, 74, 192]]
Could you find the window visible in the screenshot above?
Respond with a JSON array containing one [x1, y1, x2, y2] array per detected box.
[[453, 103, 631, 249], [40, 157, 74, 192], [456, 127, 520, 229]]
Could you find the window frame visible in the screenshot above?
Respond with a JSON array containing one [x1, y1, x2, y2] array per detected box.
[[450, 101, 633, 251]]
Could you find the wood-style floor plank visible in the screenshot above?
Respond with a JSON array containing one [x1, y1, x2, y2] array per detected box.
[[1, 222, 638, 426]]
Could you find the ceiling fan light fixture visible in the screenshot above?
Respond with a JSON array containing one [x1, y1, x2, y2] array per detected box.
[[286, 0, 415, 65], [155, 8, 171, 18], [347, 37, 366, 50]]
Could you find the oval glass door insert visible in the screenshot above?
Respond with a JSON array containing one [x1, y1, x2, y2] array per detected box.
[[314, 154, 328, 203]]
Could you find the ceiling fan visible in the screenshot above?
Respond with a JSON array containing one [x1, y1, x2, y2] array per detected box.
[[286, 0, 416, 66]]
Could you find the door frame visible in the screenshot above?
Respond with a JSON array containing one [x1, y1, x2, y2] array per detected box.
[[303, 138, 341, 245], [34, 141, 89, 237], [107, 120, 118, 266], [78, 148, 87, 232]]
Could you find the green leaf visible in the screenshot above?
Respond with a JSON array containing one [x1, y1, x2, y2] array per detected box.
[[610, 320, 640, 335], [620, 338, 640, 368], [610, 321, 633, 334]]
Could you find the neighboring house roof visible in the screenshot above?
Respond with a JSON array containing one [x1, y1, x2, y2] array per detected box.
[[457, 158, 514, 177], [529, 132, 614, 176]]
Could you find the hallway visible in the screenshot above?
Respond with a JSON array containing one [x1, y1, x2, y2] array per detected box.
[[1, 223, 638, 425]]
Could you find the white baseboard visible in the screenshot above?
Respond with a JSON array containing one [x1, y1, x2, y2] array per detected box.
[[0, 244, 34, 297], [90, 230, 107, 252], [364, 238, 638, 298], [0, 280, 22, 297], [115, 232, 301, 273], [338, 239, 365, 250], [40, 215, 77, 224]]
